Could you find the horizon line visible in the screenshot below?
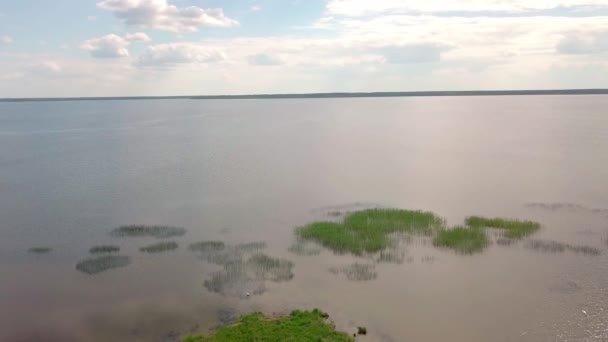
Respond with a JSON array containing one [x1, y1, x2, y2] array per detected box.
[[1, 88, 608, 102]]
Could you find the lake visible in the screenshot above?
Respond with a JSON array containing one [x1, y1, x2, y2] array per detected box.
[[1, 96, 607, 341]]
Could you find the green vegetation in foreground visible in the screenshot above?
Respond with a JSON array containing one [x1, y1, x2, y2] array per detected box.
[[433, 227, 489, 254], [465, 216, 540, 238], [183, 309, 353, 342], [297, 209, 444, 255]]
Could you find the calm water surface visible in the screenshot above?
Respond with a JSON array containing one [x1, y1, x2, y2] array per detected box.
[[1, 96, 607, 341]]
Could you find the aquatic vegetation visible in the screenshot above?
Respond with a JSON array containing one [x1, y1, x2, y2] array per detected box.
[[216, 308, 238, 326], [189, 241, 226, 253], [525, 202, 608, 216], [526, 240, 566, 253], [329, 263, 377, 281], [496, 237, 516, 246], [465, 216, 540, 239], [247, 254, 294, 282], [568, 245, 601, 255], [288, 240, 322, 256], [297, 209, 445, 255], [111, 225, 187, 238], [525, 240, 601, 256], [525, 202, 587, 211], [234, 241, 267, 252], [296, 208, 548, 259], [421, 256, 435, 263], [357, 326, 368, 335], [549, 281, 581, 294], [139, 241, 179, 253], [183, 309, 353, 342], [189, 241, 232, 265], [433, 226, 489, 254], [75, 255, 131, 275], [190, 241, 266, 266], [89, 245, 120, 254], [375, 249, 405, 264], [204, 262, 266, 298], [311, 202, 382, 215], [204, 250, 243, 266], [204, 253, 294, 298], [28, 247, 52, 254]]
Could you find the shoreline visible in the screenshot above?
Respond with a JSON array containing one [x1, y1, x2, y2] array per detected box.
[[2, 88, 608, 102]]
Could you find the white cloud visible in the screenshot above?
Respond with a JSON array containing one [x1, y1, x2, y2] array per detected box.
[[324, 0, 608, 16], [125, 32, 151, 42], [3, 0, 608, 97], [81, 33, 151, 58], [378, 43, 447, 63], [1, 35, 13, 44], [247, 53, 283, 66], [1, 72, 24, 81], [97, 0, 238, 32], [87, 16, 97, 21], [250, 5, 261, 12], [557, 31, 608, 54], [29, 61, 63, 76], [138, 43, 225, 65]]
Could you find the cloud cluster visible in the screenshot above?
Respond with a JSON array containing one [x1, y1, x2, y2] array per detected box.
[[1, 35, 13, 44], [138, 43, 225, 66], [557, 31, 608, 54], [378, 44, 447, 63], [97, 0, 238, 32], [247, 53, 283, 66], [3, 0, 608, 97], [325, 0, 608, 16], [31, 61, 63, 74], [81, 33, 151, 58]]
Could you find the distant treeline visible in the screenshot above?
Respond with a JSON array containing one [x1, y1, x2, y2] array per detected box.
[[2, 89, 607, 102]]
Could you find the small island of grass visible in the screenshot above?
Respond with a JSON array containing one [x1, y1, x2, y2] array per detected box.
[[183, 309, 353, 342], [297, 208, 444, 255], [433, 226, 488, 254], [89, 245, 120, 254], [28, 247, 52, 254], [296, 208, 542, 256], [465, 216, 540, 238]]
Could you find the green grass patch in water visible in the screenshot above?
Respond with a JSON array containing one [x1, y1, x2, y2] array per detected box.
[[234, 241, 267, 252], [433, 226, 489, 254], [329, 263, 377, 281], [111, 225, 187, 239], [75, 255, 131, 275], [465, 216, 540, 239], [139, 241, 179, 253], [288, 240, 322, 256], [204, 253, 294, 298], [525, 240, 601, 256], [189, 241, 267, 266], [375, 249, 405, 264], [89, 245, 120, 254], [189, 241, 226, 253], [297, 209, 444, 255], [183, 309, 353, 342], [28, 247, 52, 254]]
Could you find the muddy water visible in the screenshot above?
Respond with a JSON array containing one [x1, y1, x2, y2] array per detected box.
[[0, 96, 607, 341]]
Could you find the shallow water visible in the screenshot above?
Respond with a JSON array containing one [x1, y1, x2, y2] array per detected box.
[[1, 96, 607, 341]]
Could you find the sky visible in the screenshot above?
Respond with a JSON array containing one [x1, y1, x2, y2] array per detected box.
[[0, 0, 607, 97]]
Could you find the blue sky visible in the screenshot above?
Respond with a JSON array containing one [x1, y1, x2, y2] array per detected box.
[[1, 0, 607, 97]]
